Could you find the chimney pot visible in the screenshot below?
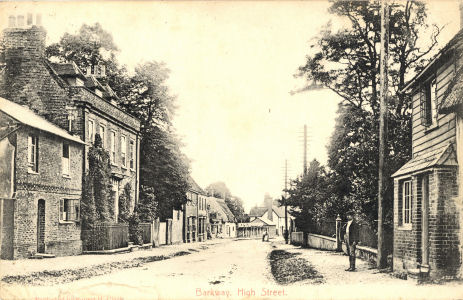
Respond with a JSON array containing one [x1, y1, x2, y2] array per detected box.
[[27, 13, 33, 26], [36, 14, 42, 26], [8, 16, 16, 28], [17, 15, 25, 27]]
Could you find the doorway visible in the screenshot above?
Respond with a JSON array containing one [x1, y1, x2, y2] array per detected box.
[[37, 199, 45, 253]]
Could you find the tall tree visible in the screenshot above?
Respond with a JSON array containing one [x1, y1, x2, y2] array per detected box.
[[205, 182, 231, 199], [285, 160, 330, 231], [45, 23, 129, 96], [298, 0, 441, 226], [121, 62, 190, 221], [47, 24, 191, 221]]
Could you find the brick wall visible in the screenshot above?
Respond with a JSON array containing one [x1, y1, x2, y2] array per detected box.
[[393, 169, 460, 278], [428, 168, 460, 278], [1, 25, 141, 223], [83, 110, 138, 212], [13, 129, 83, 258], [1, 27, 73, 131], [393, 176, 420, 272]]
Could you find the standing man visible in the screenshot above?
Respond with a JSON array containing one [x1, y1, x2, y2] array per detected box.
[[345, 212, 359, 271]]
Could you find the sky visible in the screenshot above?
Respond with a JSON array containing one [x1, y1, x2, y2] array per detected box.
[[0, 1, 460, 212]]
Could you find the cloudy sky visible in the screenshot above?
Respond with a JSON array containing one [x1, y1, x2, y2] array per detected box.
[[0, 1, 460, 211]]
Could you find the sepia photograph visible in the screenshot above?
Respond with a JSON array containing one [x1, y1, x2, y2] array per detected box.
[[0, 0, 462, 299]]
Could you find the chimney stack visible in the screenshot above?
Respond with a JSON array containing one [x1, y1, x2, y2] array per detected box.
[[264, 193, 273, 222], [3, 14, 46, 61]]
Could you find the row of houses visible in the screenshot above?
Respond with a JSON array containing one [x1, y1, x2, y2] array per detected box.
[[0, 16, 241, 259], [0, 17, 141, 259]]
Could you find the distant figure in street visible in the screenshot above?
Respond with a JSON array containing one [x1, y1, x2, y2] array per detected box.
[[344, 213, 359, 271], [262, 230, 269, 242]]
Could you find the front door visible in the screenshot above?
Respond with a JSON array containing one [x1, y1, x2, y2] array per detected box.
[[37, 199, 45, 253], [421, 175, 429, 266]]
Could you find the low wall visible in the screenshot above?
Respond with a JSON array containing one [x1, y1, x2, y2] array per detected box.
[[159, 222, 167, 245], [171, 210, 183, 244], [342, 243, 378, 264], [307, 233, 337, 251], [290, 232, 303, 246], [291, 232, 380, 265]]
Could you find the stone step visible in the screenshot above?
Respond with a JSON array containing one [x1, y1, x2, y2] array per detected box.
[[30, 253, 56, 259]]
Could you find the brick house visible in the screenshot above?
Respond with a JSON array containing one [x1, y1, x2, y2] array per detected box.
[[0, 97, 85, 259], [184, 177, 207, 242], [0, 17, 141, 226], [392, 27, 463, 279]]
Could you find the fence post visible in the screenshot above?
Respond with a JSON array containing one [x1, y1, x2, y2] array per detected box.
[[336, 214, 342, 252], [167, 219, 172, 245]]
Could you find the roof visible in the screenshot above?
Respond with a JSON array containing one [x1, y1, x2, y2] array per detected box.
[[50, 62, 86, 79], [250, 216, 276, 226], [249, 206, 267, 217], [85, 75, 106, 91], [0, 97, 85, 144], [103, 84, 119, 100], [402, 29, 463, 92], [249, 205, 293, 219], [207, 197, 235, 222], [188, 176, 205, 195], [392, 143, 458, 177], [439, 66, 463, 114], [272, 206, 286, 218], [216, 198, 235, 222]]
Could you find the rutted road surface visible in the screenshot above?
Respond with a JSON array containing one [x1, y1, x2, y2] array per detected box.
[[1, 239, 462, 300]]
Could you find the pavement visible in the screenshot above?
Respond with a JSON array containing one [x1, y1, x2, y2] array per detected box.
[[0, 238, 232, 278], [1, 238, 462, 300]]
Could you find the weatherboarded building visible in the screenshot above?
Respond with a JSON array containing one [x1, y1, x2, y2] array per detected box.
[[392, 28, 463, 280]]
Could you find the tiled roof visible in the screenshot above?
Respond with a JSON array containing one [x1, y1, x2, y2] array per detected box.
[[207, 197, 229, 222], [403, 29, 463, 92], [250, 216, 276, 226], [103, 84, 118, 100], [0, 97, 85, 144], [216, 198, 235, 222], [392, 143, 457, 177], [249, 206, 267, 217], [188, 176, 205, 195], [439, 66, 463, 114], [85, 75, 106, 91], [272, 206, 286, 218], [50, 62, 86, 79]]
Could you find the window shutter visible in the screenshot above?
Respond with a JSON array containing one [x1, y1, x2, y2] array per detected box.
[[59, 199, 64, 221]]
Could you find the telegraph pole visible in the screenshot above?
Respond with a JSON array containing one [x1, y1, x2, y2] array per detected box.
[[284, 159, 289, 244], [303, 125, 307, 176], [377, 0, 389, 269]]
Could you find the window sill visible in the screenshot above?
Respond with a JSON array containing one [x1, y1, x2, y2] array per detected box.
[[59, 220, 76, 225], [111, 163, 118, 167], [398, 224, 412, 231], [424, 124, 439, 134], [63, 174, 71, 179], [121, 166, 128, 170], [28, 170, 39, 175]]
